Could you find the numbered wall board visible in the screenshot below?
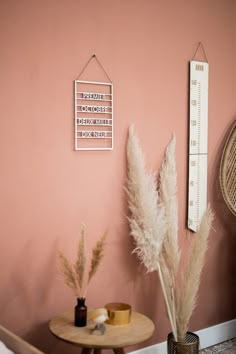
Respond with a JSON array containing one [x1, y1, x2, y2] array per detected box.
[[188, 61, 209, 232], [75, 80, 113, 150]]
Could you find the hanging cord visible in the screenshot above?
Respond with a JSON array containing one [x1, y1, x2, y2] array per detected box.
[[76, 54, 112, 82], [191, 42, 208, 63]]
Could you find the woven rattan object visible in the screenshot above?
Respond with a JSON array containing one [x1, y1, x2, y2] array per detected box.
[[220, 120, 236, 216]]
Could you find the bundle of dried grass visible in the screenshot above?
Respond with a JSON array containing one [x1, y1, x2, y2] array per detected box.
[[59, 225, 107, 298], [176, 207, 214, 340], [126, 125, 166, 272], [59, 253, 79, 297], [159, 136, 180, 276], [126, 125, 214, 342]]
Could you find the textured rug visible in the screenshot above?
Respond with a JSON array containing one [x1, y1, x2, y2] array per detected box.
[[200, 338, 236, 353]]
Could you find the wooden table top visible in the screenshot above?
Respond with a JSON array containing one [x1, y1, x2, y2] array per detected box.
[[49, 311, 155, 349]]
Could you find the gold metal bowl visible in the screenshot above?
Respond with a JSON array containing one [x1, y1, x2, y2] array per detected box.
[[105, 303, 132, 325]]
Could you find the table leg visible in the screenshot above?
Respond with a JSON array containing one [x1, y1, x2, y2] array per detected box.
[[113, 348, 125, 354], [94, 349, 102, 354], [81, 348, 93, 354]]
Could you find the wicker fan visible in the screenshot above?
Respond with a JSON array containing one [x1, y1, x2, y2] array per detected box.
[[220, 120, 236, 216]]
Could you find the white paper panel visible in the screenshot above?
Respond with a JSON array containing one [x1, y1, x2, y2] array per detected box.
[[188, 61, 209, 232]]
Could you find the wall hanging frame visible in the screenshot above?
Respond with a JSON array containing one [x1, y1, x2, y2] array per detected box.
[[187, 43, 209, 232], [74, 55, 113, 151]]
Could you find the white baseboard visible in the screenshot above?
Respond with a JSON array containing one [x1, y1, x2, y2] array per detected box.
[[130, 319, 236, 354]]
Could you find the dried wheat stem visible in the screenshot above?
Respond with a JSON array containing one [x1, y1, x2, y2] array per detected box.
[[59, 225, 107, 299], [75, 223, 86, 291], [171, 284, 177, 339], [158, 263, 177, 341]]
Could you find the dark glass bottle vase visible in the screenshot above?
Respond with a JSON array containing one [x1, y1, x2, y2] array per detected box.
[[74, 297, 87, 327]]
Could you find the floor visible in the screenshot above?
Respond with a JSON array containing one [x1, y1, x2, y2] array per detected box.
[[200, 338, 236, 353]]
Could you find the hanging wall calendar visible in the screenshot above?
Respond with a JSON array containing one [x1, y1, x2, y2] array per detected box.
[[74, 55, 113, 151]]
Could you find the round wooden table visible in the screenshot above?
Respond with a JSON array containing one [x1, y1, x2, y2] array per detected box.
[[49, 311, 155, 354]]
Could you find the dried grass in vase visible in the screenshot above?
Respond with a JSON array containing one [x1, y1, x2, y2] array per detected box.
[[126, 125, 214, 342], [59, 224, 107, 299]]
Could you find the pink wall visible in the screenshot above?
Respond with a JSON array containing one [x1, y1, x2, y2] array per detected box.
[[0, 0, 236, 352]]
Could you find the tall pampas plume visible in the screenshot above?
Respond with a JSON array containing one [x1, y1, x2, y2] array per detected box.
[[159, 135, 180, 275], [126, 125, 214, 342], [126, 125, 167, 272], [158, 136, 180, 339], [176, 206, 214, 340], [126, 126, 177, 339]]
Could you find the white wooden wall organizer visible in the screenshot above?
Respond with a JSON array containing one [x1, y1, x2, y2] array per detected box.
[[188, 43, 209, 232], [74, 55, 113, 151]]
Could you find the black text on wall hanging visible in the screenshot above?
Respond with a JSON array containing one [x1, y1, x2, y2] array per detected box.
[[74, 55, 113, 151]]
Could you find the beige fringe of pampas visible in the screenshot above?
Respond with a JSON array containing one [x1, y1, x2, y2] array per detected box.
[[59, 224, 107, 298], [126, 125, 214, 342]]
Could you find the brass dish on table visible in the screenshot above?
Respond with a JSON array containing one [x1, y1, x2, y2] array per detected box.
[[105, 303, 131, 325]]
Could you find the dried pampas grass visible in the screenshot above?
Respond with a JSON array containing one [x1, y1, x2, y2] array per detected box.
[[88, 231, 107, 282], [159, 135, 180, 276], [59, 225, 107, 298], [126, 125, 166, 272], [176, 207, 214, 340], [59, 253, 78, 296], [74, 223, 86, 290], [126, 125, 214, 342]]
